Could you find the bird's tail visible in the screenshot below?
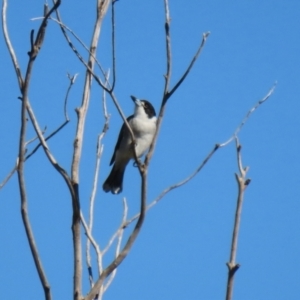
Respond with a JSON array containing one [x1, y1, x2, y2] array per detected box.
[[103, 164, 126, 194]]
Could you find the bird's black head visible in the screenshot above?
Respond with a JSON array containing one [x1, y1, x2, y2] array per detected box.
[[140, 100, 156, 118], [131, 95, 156, 119]]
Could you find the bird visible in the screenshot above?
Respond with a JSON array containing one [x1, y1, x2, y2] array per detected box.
[[103, 95, 157, 194]]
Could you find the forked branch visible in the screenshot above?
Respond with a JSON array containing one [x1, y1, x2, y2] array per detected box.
[[145, 0, 210, 166], [0, 73, 75, 190], [2, 2, 62, 300], [84, 170, 148, 300]]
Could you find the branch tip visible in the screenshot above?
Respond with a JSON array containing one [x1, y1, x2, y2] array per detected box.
[[203, 31, 210, 39]]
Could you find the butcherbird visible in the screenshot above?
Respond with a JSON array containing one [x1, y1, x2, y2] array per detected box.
[[103, 95, 157, 194]]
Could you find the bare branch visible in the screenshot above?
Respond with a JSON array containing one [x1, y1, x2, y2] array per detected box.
[[29, 1, 61, 60], [9, 2, 62, 299], [0, 119, 66, 190], [163, 0, 171, 97], [33, 4, 49, 52], [102, 198, 128, 295], [167, 32, 210, 101], [0, 74, 72, 189], [51, 0, 113, 93], [144, 0, 172, 167], [2, 0, 24, 88], [0, 161, 18, 190], [83, 196, 128, 300], [81, 213, 103, 281], [18, 97, 52, 300], [85, 171, 148, 300], [70, 0, 111, 182], [97, 198, 128, 300], [24, 104, 71, 187], [220, 82, 277, 147], [125, 144, 219, 226], [19, 191, 52, 300], [41, 16, 111, 88], [102, 198, 127, 256], [84, 73, 110, 288], [85, 139, 104, 287], [34, 4, 47, 47], [225, 137, 251, 300], [145, 83, 276, 206], [25, 72, 75, 160], [25, 127, 47, 147], [26, 120, 67, 158], [110, 0, 117, 91], [145, 0, 209, 167], [61, 1, 112, 298], [0, 120, 69, 192], [65, 73, 78, 121]]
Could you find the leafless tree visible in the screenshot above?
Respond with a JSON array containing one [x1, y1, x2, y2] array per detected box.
[[1, 0, 275, 299]]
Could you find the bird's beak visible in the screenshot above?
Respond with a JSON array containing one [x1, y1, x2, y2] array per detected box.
[[130, 95, 142, 106]]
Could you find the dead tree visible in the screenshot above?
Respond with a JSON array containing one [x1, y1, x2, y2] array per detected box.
[[1, 1, 275, 299]]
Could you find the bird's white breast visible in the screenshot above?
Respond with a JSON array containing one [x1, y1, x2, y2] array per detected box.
[[130, 114, 157, 157]]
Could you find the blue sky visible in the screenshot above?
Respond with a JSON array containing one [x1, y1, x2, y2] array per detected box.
[[1, 0, 299, 299]]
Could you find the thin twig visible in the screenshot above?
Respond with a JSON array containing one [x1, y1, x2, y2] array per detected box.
[[0, 161, 18, 190], [2, 0, 24, 88], [85, 137, 104, 287], [26, 71, 75, 159], [110, 0, 117, 91], [51, 1, 111, 92], [102, 198, 128, 295], [65, 73, 78, 121], [33, 15, 110, 85], [26, 120, 68, 160], [81, 213, 103, 275], [0, 119, 68, 190], [25, 127, 47, 146], [84, 72, 110, 288], [97, 198, 128, 300], [102, 198, 127, 256], [220, 82, 277, 147], [167, 32, 210, 101], [124, 144, 219, 227]]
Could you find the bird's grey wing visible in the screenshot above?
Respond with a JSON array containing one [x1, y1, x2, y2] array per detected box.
[[109, 115, 133, 166]]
